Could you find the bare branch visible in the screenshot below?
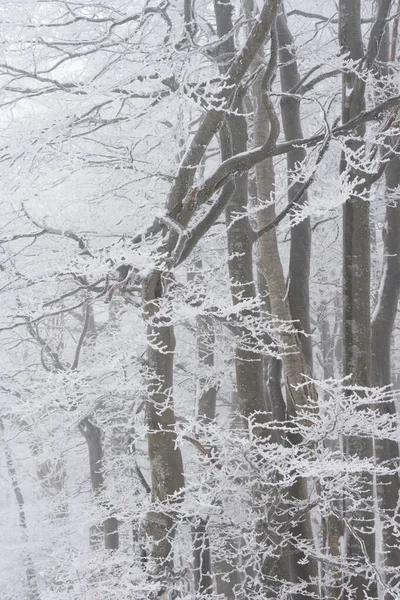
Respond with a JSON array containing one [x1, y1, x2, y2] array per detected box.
[[256, 133, 332, 239], [71, 300, 91, 370], [287, 9, 373, 24]]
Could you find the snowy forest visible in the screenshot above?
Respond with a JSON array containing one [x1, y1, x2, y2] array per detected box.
[[2, 0, 400, 598]]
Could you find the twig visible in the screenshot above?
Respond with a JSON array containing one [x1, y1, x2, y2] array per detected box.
[[183, 435, 222, 470], [256, 133, 331, 239]]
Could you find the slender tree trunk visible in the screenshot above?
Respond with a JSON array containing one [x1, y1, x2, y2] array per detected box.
[[371, 5, 400, 594], [214, 0, 268, 426], [196, 312, 217, 424], [79, 303, 119, 551], [252, 63, 317, 598], [192, 518, 213, 598], [187, 263, 215, 596], [372, 154, 400, 599], [140, 270, 184, 582], [79, 418, 119, 551], [188, 262, 218, 425], [1, 421, 40, 600], [339, 1, 392, 597], [276, 8, 313, 371], [210, 5, 269, 596]]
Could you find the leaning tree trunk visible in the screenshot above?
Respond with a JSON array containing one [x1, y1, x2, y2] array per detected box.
[[252, 55, 317, 599]]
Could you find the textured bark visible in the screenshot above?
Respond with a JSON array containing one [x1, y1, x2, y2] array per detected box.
[[141, 271, 184, 577], [167, 0, 281, 217], [339, 1, 392, 598], [215, 0, 268, 426], [371, 6, 400, 594], [252, 64, 317, 599], [192, 518, 213, 598], [276, 9, 313, 371]]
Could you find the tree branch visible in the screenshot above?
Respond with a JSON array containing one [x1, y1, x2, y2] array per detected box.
[[71, 300, 91, 370], [256, 133, 331, 239], [287, 9, 373, 24]]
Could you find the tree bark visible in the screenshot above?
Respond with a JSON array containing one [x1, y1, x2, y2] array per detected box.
[[252, 57, 317, 599], [276, 8, 313, 371], [371, 4, 400, 594], [140, 270, 184, 580], [192, 517, 213, 598], [79, 418, 119, 551], [214, 0, 269, 426], [339, 1, 392, 598]]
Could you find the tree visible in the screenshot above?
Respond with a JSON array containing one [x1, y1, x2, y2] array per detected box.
[[1, 1, 400, 599]]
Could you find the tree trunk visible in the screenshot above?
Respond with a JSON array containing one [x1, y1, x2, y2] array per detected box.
[[192, 517, 213, 598], [140, 270, 184, 581], [187, 263, 215, 596], [276, 8, 313, 371], [339, 1, 392, 597], [252, 61, 317, 599], [79, 418, 119, 551], [188, 262, 218, 425], [214, 0, 268, 427], [371, 4, 400, 594], [1, 420, 40, 600]]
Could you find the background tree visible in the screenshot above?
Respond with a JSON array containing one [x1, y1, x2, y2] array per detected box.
[[1, 1, 400, 599]]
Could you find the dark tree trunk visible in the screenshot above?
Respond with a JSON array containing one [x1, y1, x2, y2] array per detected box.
[[340, 0, 374, 589], [192, 518, 213, 598], [215, 0, 268, 425], [276, 9, 313, 371], [140, 270, 184, 580], [79, 418, 119, 551], [339, 1, 392, 598], [371, 4, 400, 594]]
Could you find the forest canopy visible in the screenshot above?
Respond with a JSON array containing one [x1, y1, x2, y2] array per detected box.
[[1, 1, 400, 599]]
